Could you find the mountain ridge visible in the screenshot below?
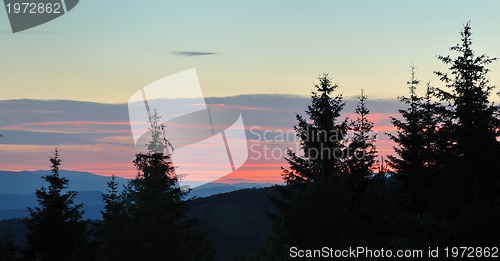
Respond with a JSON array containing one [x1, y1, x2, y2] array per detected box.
[[0, 170, 277, 220]]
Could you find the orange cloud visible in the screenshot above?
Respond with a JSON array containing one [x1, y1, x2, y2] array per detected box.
[[0, 106, 403, 184]]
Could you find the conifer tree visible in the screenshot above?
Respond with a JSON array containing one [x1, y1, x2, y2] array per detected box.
[[386, 65, 447, 213], [98, 110, 214, 261], [101, 175, 121, 224], [344, 89, 378, 176], [434, 22, 500, 190], [420, 83, 442, 169], [24, 149, 86, 261], [0, 230, 17, 261], [281, 74, 349, 186], [388, 65, 429, 175], [272, 74, 348, 243], [96, 175, 128, 261], [267, 74, 357, 256]]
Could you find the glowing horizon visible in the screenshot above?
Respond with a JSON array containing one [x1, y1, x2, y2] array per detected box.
[[0, 95, 398, 184]]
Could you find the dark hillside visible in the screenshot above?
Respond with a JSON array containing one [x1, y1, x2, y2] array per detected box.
[[0, 186, 279, 260], [187, 186, 279, 260]]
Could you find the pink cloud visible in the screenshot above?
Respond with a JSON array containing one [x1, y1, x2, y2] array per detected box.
[[0, 102, 404, 184]]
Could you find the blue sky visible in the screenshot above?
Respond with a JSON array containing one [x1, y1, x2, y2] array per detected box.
[[1, 0, 500, 103]]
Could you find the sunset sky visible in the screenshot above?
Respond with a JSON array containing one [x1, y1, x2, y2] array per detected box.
[[1, 1, 500, 185], [0, 96, 399, 185]]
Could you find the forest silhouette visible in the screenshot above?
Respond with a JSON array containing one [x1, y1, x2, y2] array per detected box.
[[1, 23, 499, 260], [264, 22, 500, 259]]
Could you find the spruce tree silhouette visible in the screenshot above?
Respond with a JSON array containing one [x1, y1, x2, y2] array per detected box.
[[344, 89, 378, 176], [388, 64, 430, 176], [267, 74, 364, 257], [96, 175, 128, 261], [422, 22, 500, 245], [420, 83, 442, 169], [386, 65, 445, 212], [97, 110, 214, 261], [434, 22, 500, 193], [24, 149, 86, 261], [281, 73, 348, 186], [0, 230, 18, 261]]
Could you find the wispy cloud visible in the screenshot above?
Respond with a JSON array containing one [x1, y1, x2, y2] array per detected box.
[[3, 121, 132, 134], [0, 95, 401, 183], [171, 51, 217, 57]]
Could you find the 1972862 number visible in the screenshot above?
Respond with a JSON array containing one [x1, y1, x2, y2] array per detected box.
[[5, 2, 61, 14], [445, 247, 498, 258]]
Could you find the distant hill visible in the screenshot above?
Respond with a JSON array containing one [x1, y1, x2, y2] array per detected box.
[[0, 170, 128, 220], [187, 182, 275, 198], [0, 170, 129, 194], [0, 170, 276, 220], [0, 191, 106, 220], [0, 186, 280, 260], [0, 170, 274, 196]]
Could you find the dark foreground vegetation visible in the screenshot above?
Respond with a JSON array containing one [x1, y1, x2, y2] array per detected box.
[[264, 23, 500, 260], [1, 23, 499, 260], [0, 186, 279, 261]]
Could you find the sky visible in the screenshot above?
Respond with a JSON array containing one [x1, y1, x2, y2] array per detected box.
[[1, 0, 500, 103], [1, 1, 500, 184], [0, 96, 400, 184]]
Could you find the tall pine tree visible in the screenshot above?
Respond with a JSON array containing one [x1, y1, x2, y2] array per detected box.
[[267, 74, 360, 256], [388, 65, 426, 175], [434, 22, 500, 191], [0, 230, 17, 261], [24, 149, 86, 261], [98, 111, 214, 261], [96, 175, 128, 261], [420, 83, 442, 169], [281, 74, 349, 186], [344, 89, 378, 176], [386, 65, 445, 212]]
